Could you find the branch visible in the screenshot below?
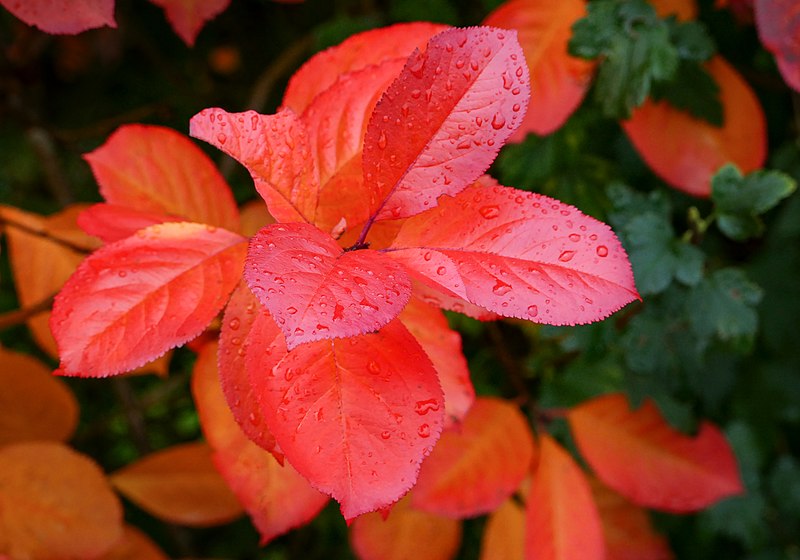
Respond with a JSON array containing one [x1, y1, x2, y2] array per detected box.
[[0, 293, 55, 330]]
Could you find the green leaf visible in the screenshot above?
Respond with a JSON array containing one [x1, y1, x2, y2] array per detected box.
[[687, 268, 763, 342], [651, 60, 723, 125], [712, 164, 798, 241], [769, 456, 800, 518]]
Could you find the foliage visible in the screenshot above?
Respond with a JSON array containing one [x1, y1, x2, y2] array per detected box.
[[1, 0, 799, 559]]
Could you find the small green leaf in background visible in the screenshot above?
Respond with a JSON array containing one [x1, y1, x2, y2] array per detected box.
[[712, 164, 798, 241], [687, 268, 763, 343]]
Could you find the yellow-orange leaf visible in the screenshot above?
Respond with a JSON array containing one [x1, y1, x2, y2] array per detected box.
[[484, 0, 595, 138], [621, 56, 766, 197], [412, 397, 533, 518], [568, 393, 744, 512], [0, 345, 78, 446], [97, 525, 169, 560], [590, 477, 673, 560], [192, 341, 328, 544], [479, 499, 525, 560], [0, 442, 123, 560], [650, 0, 698, 20], [526, 434, 604, 560], [350, 496, 462, 560], [111, 442, 243, 526]]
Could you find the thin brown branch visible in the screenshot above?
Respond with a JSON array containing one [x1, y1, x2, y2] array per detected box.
[[1, 214, 94, 254], [25, 126, 74, 206], [0, 293, 55, 330], [486, 322, 531, 405]]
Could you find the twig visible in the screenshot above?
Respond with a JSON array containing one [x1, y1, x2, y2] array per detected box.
[[0, 293, 55, 330], [25, 126, 74, 206], [485, 322, 531, 405], [0, 213, 94, 254]]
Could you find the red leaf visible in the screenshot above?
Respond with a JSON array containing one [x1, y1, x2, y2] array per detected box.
[[398, 298, 474, 426], [148, 0, 230, 46], [51, 222, 247, 377], [350, 496, 462, 560], [412, 397, 533, 518], [389, 184, 638, 325], [303, 58, 408, 235], [84, 124, 240, 231], [568, 393, 744, 512], [283, 22, 447, 114], [78, 204, 179, 243], [621, 56, 766, 197], [192, 341, 328, 544], [245, 222, 411, 349], [0, 0, 115, 34], [363, 27, 530, 221], [755, 0, 800, 91], [526, 434, 604, 560], [590, 477, 674, 560], [190, 108, 318, 224], [246, 318, 444, 519], [483, 0, 595, 138], [0, 346, 78, 446], [217, 282, 283, 457], [0, 442, 123, 560]]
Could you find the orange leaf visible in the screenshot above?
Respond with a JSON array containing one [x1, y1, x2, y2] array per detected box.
[[621, 55, 766, 197], [568, 393, 744, 512], [484, 0, 595, 138], [399, 297, 474, 426], [192, 341, 328, 543], [650, 0, 698, 20], [97, 525, 169, 560], [0, 345, 78, 446], [111, 442, 244, 526], [412, 397, 533, 517], [84, 124, 239, 232], [148, 0, 230, 46], [350, 495, 462, 560], [239, 199, 275, 237], [0, 442, 123, 560], [479, 499, 525, 560], [526, 434, 605, 560], [590, 477, 673, 560]]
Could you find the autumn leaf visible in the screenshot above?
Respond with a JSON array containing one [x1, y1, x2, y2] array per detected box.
[[97, 525, 169, 560], [621, 56, 766, 197], [350, 496, 462, 560], [0, 346, 78, 446], [192, 341, 328, 543], [650, 0, 698, 20], [363, 27, 530, 221], [483, 0, 595, 138], [51, 222, 247, 377], [412, 397, 534, 518], [526, 434, 605, 560], [245, 222, 412, 348], [479, 499, 525, 560], [83, 124, 240, 233], [111, 442, 243, 526], [78, 204, 183, 244], [388, 184, 639, 325], [0, 0, 116, 34], [0, 442, 123, 560], [568, 393, 744, 512], [754, 0, 800, 91], [148, 0, 230, 46]]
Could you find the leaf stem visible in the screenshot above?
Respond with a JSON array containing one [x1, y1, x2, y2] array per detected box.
[[0, 293, 55, 330]]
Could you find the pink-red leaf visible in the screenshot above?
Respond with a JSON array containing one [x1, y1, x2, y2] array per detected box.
[[247, 318, 444, 519], [412, 397, 533, 518], [0, 442, 123, 560], [192, 341, 328, 544], [526, 434, 605, 560], [190, 108, 318, 224], [245, 222, 411, 349], [389, 184, 638, 325], [303, 58, 408, 235], [148, 0, 230, 46], [283, 22, 447, 114], [755, 0, 800, 91], [111, 442, 243, 526], [84, 124, 240, 231], [363, 27, 530, 221], [78, 203, 179, 243], [483, 0, 595, 138], [398, 298, 474, 426], [51, 222, 246, 377], [568, 393, 744, 512], [621, 56, 766, 197], [350, 496, 462, 560], [0, 0, 115, 34]]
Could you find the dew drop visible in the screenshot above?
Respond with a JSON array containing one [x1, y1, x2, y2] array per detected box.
[[381, 431, 391, 440], [502, 72, 513, 90], [423, 251, 433, 261], [414, 399, 440, 415], [368, 360, 381, 375], [228, 318, 241, 331], [418, 424, 431, 438], [558, 250, 576, 262], [217, 132, 227, 144], [492, 279, 512, 296], [286, 306, 297, 315], [118, 270, 127, 278], [479, 205, 500, 219], [527, 305, 539, 317], [596, 245, 609, 257], [377, 131, 387, 149], [436, 266, 447, 276], [491, 113, 506, 130]]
